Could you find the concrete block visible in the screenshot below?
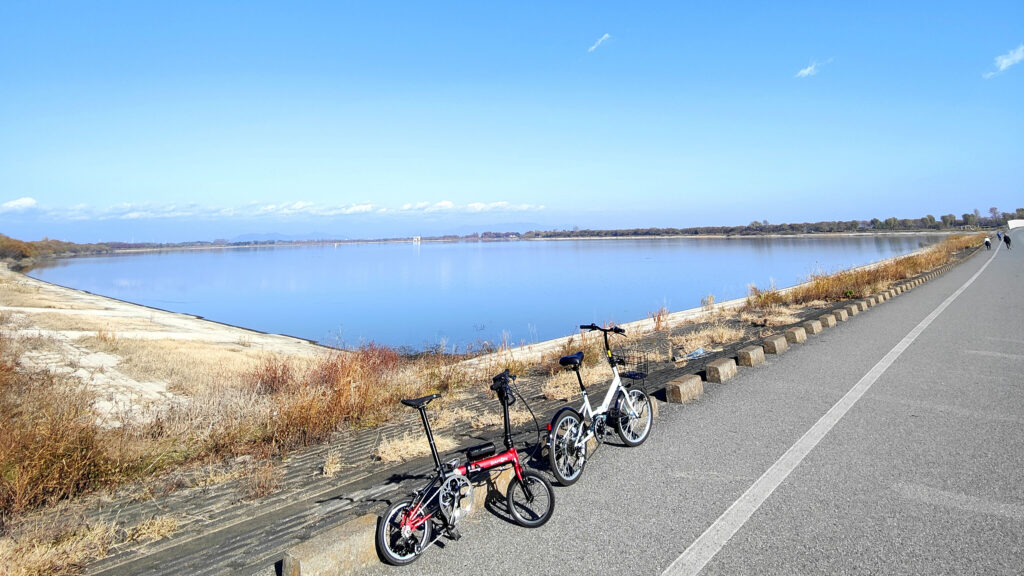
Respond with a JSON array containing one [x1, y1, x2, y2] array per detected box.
[[785, 326, 807, 343], [665, 374, 703, 403], [857, 301, 869, 311], [763, 334, 788, 354], [818, 314, 837, 328], [834, 309, 849, 322], [845, 304, 859, 316], [737, 345, 765, 367], [283, 514, 378, 576], [706, 358, 738, 383], [802, 319, 823, 335]]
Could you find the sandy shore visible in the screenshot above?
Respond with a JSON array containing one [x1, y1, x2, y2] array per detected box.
[[0, 264, 335, 426]]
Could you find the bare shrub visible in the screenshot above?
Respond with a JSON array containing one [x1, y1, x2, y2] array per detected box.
[[700, 293, 716, 313], [649, 306, 669, 331], [243, 461, 279, 499], [321, 450, 343, 478]]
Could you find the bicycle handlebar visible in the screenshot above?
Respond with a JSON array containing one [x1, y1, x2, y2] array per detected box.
[[579, 323, 626, 335], [490, 369, 516, 391]]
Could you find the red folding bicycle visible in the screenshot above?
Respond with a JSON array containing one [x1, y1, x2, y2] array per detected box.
[[375, 370, 555, 565]]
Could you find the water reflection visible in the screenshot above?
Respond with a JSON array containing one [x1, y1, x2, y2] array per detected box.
[[28, 236, 946, 350]]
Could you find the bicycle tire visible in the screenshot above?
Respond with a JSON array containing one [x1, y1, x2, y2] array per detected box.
[[376, 498, 432, 566], [614, 388, 652, 447], [547, 410, 586, 486], [506, 471, 555, 528]]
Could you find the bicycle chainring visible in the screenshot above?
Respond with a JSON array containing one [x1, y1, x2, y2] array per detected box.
[[438, 474, 473, 525]]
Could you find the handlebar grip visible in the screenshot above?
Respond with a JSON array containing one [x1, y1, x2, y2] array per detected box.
[[580, 323, 599, 331], [490, 369, 514, 390], [612, 326, 626, 334]]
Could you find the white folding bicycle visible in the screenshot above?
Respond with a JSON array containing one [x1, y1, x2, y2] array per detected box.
[[546, 323, 652, 486]]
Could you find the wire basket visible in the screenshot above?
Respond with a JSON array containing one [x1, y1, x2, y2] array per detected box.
[[612, 346, 650, 384]]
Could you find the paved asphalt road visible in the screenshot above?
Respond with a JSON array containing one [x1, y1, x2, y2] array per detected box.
[[359, 231, 1023, 576]]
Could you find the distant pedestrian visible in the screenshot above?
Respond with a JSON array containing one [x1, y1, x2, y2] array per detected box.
[[997, 231, 1003, 241], [1004, 234, 1012, 250], [985, 237, 991, 250]]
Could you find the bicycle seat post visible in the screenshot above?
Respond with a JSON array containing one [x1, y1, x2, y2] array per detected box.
[[417, 405, 444, 472]]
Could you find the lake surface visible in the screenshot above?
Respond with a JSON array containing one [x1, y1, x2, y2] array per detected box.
[[29, 235, 946, 351]]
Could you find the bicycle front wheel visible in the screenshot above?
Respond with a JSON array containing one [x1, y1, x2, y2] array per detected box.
[[506, 471, 555, 528], [614, 388, 652, 447], [376, 498, 432, 566], [548, 410, 586, 486]]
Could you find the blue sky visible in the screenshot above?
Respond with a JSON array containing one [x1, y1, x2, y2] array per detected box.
[[1, 1, 1021, 243]]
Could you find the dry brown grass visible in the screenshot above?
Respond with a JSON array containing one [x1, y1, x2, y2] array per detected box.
[[649, 307, 669, 331], [193, 467, 244, 488], [375, 432, 457, 463], [126, 515, 180, 543], [541, 366, 609, 401], [747, 234, 984, 308], [77, 337, 269, 395], [739, 305, 804, 327], [432, 405, 532, 430], [700, 293, 716, 313], [18, 313, 159, 333], [321, 450, 343, 478], [0, 512, 178, 576], [242, 462, 279, 499], [671, 321, 746, 354], [0, 336, 163, 521], [0, 520, 116, 576]]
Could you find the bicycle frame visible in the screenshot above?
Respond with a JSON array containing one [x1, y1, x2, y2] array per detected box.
[[395, 383, 531, 545], [571, 328, 641, 442]]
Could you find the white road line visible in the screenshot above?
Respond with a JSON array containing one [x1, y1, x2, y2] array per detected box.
[[662, 246, 999, 576]]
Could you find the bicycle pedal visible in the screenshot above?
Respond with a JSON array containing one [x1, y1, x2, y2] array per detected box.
[[445, 526, 462, 541]]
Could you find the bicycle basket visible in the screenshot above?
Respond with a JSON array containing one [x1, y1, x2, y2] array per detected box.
[[611, 346, 650, 384]]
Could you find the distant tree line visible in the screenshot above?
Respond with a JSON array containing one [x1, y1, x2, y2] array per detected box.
[[2, 207, 1021, 268], [519, 207, 1024, 240], [0, 234, 113, 261]]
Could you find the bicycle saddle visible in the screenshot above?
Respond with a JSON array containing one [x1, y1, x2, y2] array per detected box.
[[559, 351, 584, 369], [400, 393, 441, 409]]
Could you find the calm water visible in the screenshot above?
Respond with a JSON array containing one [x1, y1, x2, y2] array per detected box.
[[29, 235, 945, 350]]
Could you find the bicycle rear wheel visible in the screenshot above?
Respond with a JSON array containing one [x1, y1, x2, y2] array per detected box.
[[548, 410, 586, 486], [506, 471, 555, 528], [614, 388, 652, 447], [376, 498, 432, 566]]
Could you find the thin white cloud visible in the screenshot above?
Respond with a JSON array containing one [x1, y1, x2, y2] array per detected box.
[[796, 58, 832, 78], [466, 201, 543, 213], [983, 44, 1024, 78], [795, 63, 818, 78], [311, 203, 374, 216], [425, 201, 455, 213], [588, 33, 611, 53], [0, 197, 37, 213], [27, 199, 543, 222]]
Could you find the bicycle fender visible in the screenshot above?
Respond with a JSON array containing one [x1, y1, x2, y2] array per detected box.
[[548, 406, 584, 442]]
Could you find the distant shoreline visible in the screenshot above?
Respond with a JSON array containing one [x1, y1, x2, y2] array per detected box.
[[100, 229, 962, 255]]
